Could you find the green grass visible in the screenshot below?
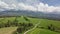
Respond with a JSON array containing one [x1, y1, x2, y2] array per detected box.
[[40, 28, 60, 34], [27, 28, 40, 34], [27, 28, 60, 34], [0, 16, 60, 34], [0, 17, 60, 26], [37, 19, 60, 28]]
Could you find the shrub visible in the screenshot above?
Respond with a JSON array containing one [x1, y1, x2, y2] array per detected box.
[[17, 23, 34, 33], [48, 24, 55, 31]]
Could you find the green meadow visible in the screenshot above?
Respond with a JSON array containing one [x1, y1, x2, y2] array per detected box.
[[0, 16, 60, 34]]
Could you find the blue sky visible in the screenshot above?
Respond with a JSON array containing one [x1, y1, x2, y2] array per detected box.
[[0, 0, 60, 12], [11, 0, 60, 6], [1, 0, 60, 6], [39, 0, 60, 6]]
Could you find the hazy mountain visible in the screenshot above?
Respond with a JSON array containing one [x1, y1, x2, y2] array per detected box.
[[0, 10, 60, 20]]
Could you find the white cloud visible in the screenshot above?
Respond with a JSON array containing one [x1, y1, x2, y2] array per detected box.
[[18, 3, 37, 11], [37, 3, 60, 12], [0, 0, 17, 10], [0, 0, 60, 12], [0, 1, 9, 9]]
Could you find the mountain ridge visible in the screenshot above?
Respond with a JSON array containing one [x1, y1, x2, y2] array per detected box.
[[0, 10, 60, 20]]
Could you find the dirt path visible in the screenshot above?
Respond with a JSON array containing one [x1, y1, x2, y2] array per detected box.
[[24, 23, 40, 34]]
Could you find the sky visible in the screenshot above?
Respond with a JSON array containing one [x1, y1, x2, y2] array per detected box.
[[0, 0, 60, 12]]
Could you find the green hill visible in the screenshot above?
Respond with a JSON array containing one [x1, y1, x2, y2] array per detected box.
[[0, 16, 60, 34]]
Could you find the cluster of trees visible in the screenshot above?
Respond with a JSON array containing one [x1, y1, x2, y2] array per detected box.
[[48, 24, 60, 33], [48, 24, 55, 31], [0, 16, 30, 28], [0, 18, 18, 28], [0, 17, 34, 34], [37, 24, 60, 33], [17, 23, 34, 33]]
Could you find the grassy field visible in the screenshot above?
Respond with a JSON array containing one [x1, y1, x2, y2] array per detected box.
[[0, 16, 60, 34], [0, 27, 17, 34], [27, 28, 60, 34]]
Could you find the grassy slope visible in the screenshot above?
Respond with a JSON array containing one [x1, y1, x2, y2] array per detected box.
[[30, 18, 60, 28], [0, 17, 60, 34], [0, 17, 60, 27], [26, 18, 60, 34], [0, 27, 17, 34], [27, 28, 60, 34], [39, 19, 60, 28]]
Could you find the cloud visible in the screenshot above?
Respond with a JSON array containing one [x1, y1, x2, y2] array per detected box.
[[0, 1, 9, 9], [0, 0, 17, 10], [2, 0, 18, 4], [18, 3, 37, 11], [37, 3, 60, 12], [0, 0, 60, 12]]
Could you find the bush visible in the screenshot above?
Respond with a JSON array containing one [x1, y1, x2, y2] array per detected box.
[[48, 24, 55, 31], [47, 24, 60, 33], [17, 23, 34, 33]]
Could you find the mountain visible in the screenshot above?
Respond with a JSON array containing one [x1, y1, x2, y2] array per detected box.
[[0, 10, 60, 20], [0, 10, 43, 17]]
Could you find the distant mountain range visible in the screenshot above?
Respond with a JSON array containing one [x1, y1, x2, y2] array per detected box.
[[0, 10, 60, 20]]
